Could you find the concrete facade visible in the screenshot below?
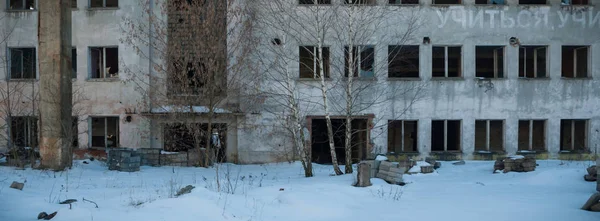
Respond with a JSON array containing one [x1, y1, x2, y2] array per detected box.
[[0, 0, 599, 164]]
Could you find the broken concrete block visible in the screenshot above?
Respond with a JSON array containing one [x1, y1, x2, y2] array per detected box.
[[582, 193, 600, 211], [587, 166, 597, 176], [355, 162, 372, 187], [10, 181, 24, 190], [421, 166, 434, 174], [453, 160, 466, 165], [175, 185, 195, 197], [434, 162, 441, 169], [591, 203, 600, 212], [584, 174, 597, 182]]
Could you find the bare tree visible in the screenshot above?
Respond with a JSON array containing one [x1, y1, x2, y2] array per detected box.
[[120, 0, 258, 182]]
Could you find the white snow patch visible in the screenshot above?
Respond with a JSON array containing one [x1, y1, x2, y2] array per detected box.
[[160, 150, 179, 155], [375, 155, 388, 161], [508, 155, 525, 159], [408, 161, 432, 173]]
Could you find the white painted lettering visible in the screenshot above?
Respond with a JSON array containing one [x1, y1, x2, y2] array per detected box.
[[469, 10, 484, 28], [590, 11, 600, 28], [451, 9, 467, 29], [572, 11, 586, 28], [557, 11, 569, 28], [533, 11, 548, 28], [485, 10, 499, 28], [500, 11, 515, 28], [517, 11, 532, 28], [437, 10, 450, 28]]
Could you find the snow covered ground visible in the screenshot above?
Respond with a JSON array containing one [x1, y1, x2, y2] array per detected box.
[[0, 160, 598, 221]]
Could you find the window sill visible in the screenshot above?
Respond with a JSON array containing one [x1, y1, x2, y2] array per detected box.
[[297, 78, 333, 82], [388, 4, 419, 6], [6, 9, 36, 12], [517, 150, 546, 154], [431, 77, 464, 81], [475, 77, 506, 80], [87, 78, 120, 82], [431, 4, 463, 7], [474, 4, 506, 7], [86, 7, 119, 11], [474, 150, 505, 154], [518, 77, 550, 80], [8, 79, 37, 82], [296, 5, 333, 7], [388, 77, 421, 81], [518, 4, 550, 7], [343, 77, 377, 81], [561, 77, 592, 80], [559, 150, 591, 154]]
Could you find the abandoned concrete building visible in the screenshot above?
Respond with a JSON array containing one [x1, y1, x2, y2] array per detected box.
[[0, 0, 599, 165]]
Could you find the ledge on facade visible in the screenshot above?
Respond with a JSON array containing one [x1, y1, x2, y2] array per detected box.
[[86, 7, 119, 11], [8, 79, 37, 82], [86, 78, 120, 82], [517, 77, 551, 80], [141, 105, 245, 117], [429, 151, 463, 161], [5, 9, 36, 13], [560, 77, 593, 80], [430, 77, 465, 81], [296, 78, 333, 82], [388, 77, 421, 81]]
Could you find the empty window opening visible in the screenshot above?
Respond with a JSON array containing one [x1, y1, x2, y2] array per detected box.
[[9, 48, 36, 79], [561, 0, 588, 5], [299, 46, 330, 78], [476, 46, 504, 78], [8, 0, 35, 10], [431, 120, 461, 152], [519, 46, 547, 78], [345, 0, 376, 4], [164, 123, 227, 162], [311, 118, 368, 164], [389, 0, 419, 4], [72, 48, 77, 78], [432, 46, 461, 78], [475, 0, 505, 4], [10, 117, 38, 148], [71, 117, 79, 148], [299, 0, 332, 4], [387, 120, 418, 153], [560, 119, 587, 151], [72, 0, 77, 8], [561, 46, 589, 78], [519, 0, 546, 4], [474, 120, 503, 152], [433, 0, 461, 4], [518, 120, 546, 151], [90, 0, 118, 8], [345, 46, 374, 78], [388, 45, 419, 78], [90, 117, 119, 148], [90, 47, 118, 79]]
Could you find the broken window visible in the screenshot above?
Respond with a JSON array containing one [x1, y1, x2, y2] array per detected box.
[[8, 0, 35, 10], [476, 46, 504, 78], [518, 120, 545, 151], [475, 0, 504, 4], [431, 120, 461, 152], [345, 46, 374, 78], [561, 46, 589, 78], [432, 0, 461, 4], [299, 0, 331, 4], [561, 0, 588, 5], [474, 120, 503, 152], [9, 48, 36, 79], [10, 116, 38, 148], [388, 45, 419, 78], [299, 46, 330, 79], [519, 46, 547, 78], [345, 0, 376, 4], [389, 0, 419, 4], [560, 119, 587, 151], [519, 0, 546, 4], [72, 48, 77, 78], [432, 46, 461, 78], [90, 47, 118, 79], [388, 120, 418, 153], [90, 117, 119, 148], [90, 0, 118, 8]]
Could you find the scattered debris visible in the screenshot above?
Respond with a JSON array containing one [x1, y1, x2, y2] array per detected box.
[[279, 188, 285, 191], [452, 160, 466, 165], [83, 198, 99, 208], [493, 155, 536, 173], [582, 192, 600, 212], [59, 199, 77, 209], [354, 162, 372, 187], [175, 185, 195, 197], [475, 182, 485, 186], [10, 181, 24, 190], [366, 160, 404, 185], [83, 161, 89, 164], [37, 211, 57, 220], [420, 165, 434, 173], [408, 161, 432, 174], [89, 157, 95, 161], [584, 166, 597, 182]]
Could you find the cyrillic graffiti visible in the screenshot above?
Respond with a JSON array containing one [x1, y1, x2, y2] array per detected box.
[[436, 9, 600, 29]]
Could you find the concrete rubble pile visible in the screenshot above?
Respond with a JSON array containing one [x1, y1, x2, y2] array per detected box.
[[493, 155, 536, 173], [107, 148, 141, 172], [363, 158, 413, 185], [584, 165, 597, 182]]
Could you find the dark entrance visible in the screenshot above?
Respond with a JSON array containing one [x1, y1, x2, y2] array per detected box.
[[163, 123, 227, 163], [310, 118, 368, 164]]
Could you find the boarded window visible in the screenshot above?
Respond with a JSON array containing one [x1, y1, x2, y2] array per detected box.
[[388, 45, 419, 78], [387, 120, 418, 153], [299, 46, 330, 78]]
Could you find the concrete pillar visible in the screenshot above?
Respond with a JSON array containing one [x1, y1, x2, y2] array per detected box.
[[38, 0, 73, 170]]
